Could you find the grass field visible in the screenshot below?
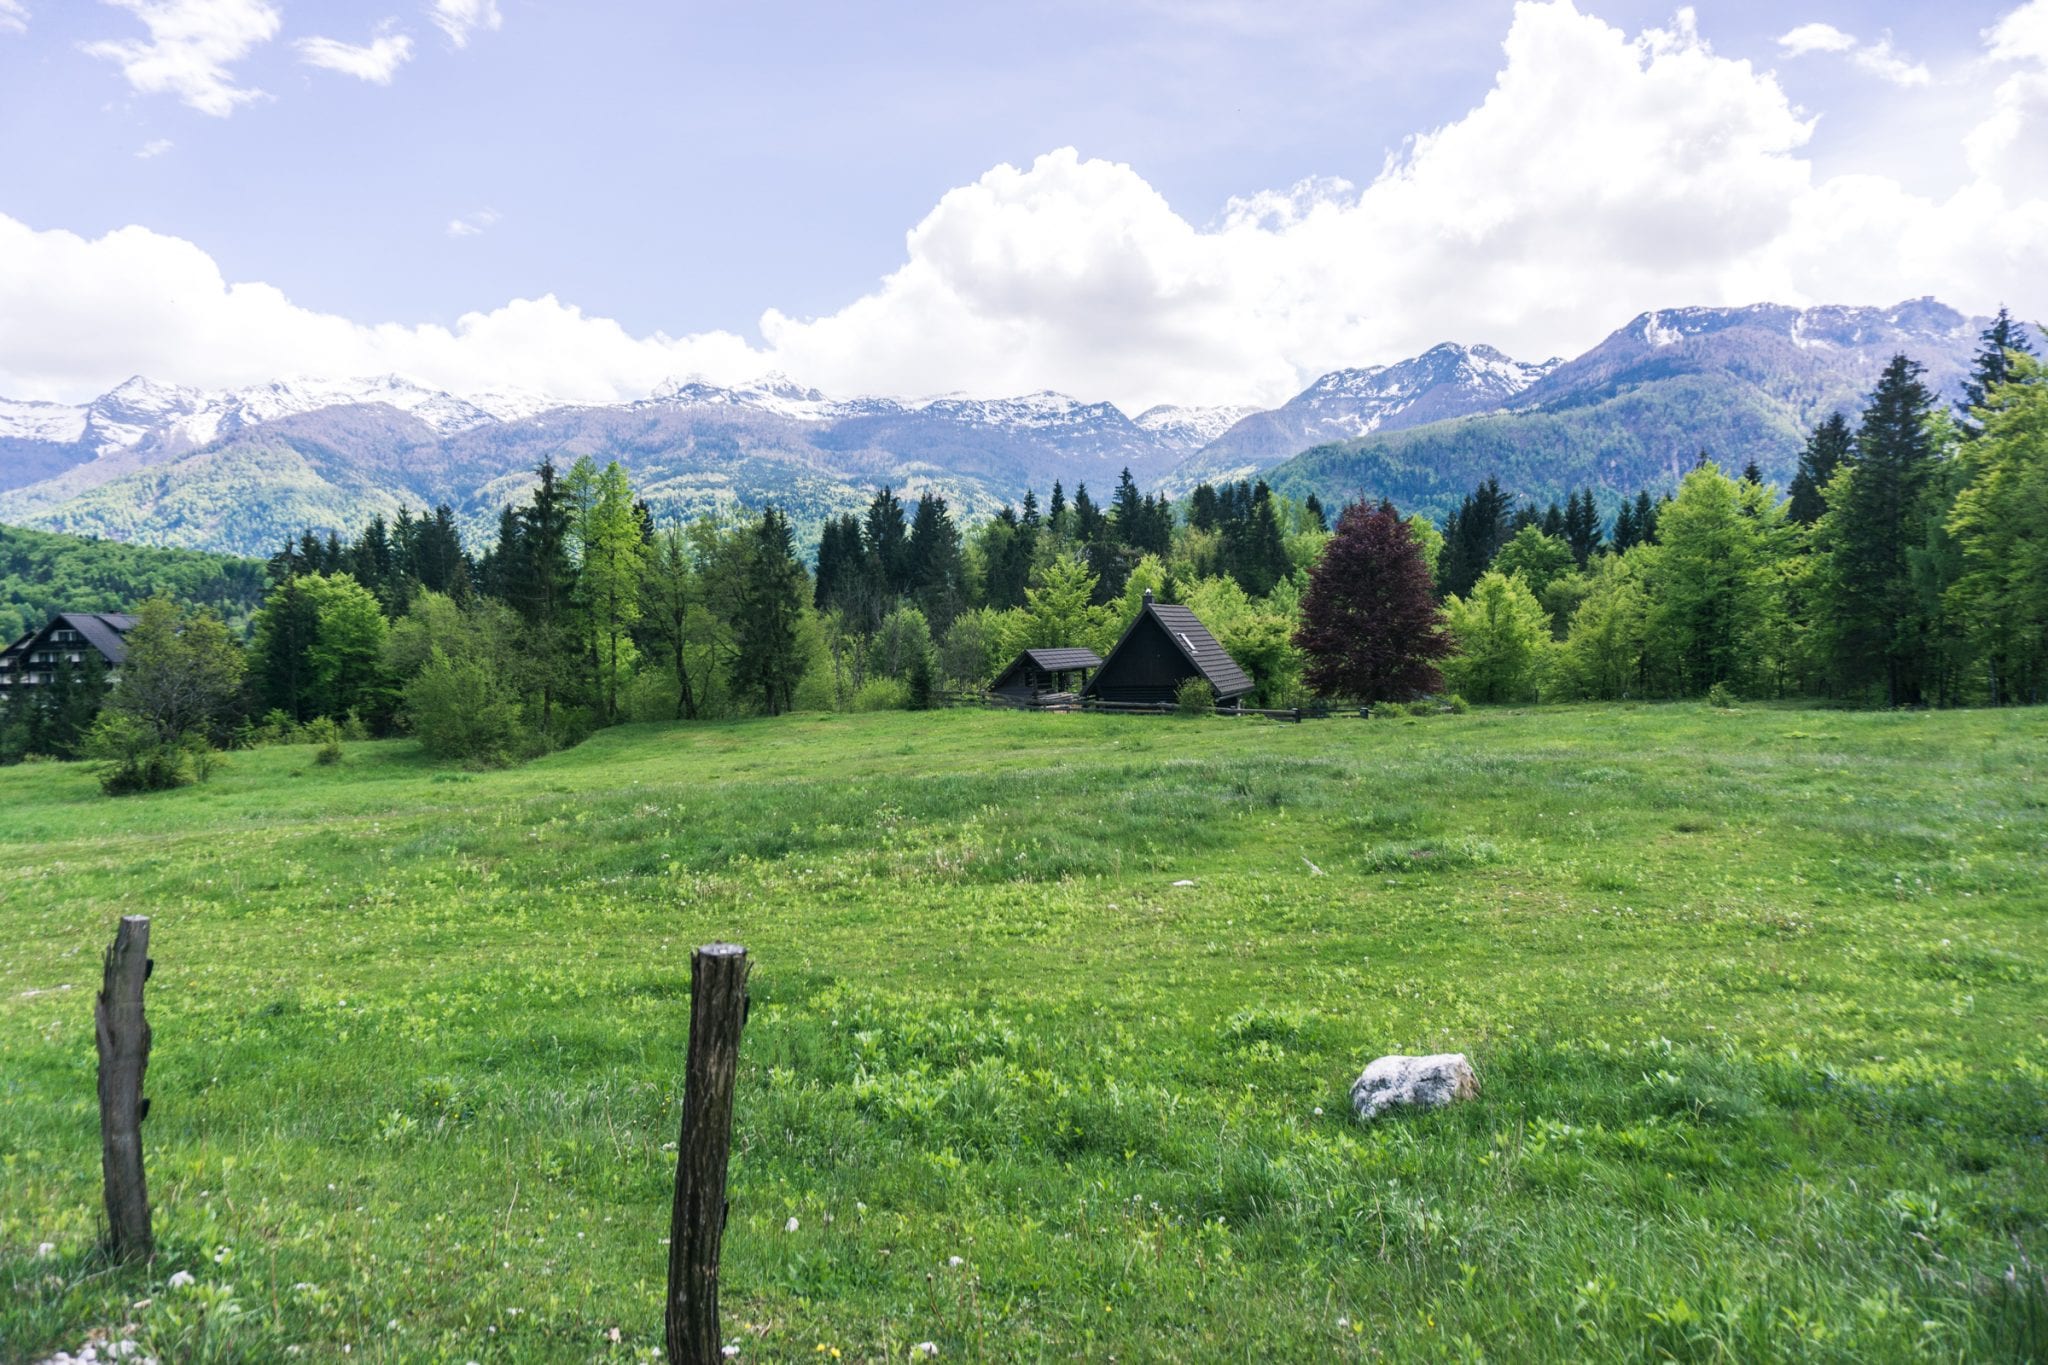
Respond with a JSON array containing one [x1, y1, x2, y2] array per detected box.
[[2, 704, 2045, 1362]]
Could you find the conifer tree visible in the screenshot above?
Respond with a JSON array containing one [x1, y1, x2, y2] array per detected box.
[[863, 487, 911, 599], [1787, 413, 1852, 526], [1960, 307, 2036, 439], [1047, 480, 1068, 534], [906, 493, 967, 632], [1304, 493, 1328, 533], [1611, 498, 1639, 553], [1822, 354, 1939, 704], [730, 507, 809, 715], [1563, 489, 1602, 565], [1947, 352, 2048, 703]]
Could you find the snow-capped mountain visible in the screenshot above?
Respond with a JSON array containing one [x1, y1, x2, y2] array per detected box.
[[1159, 342, 1559, 494], [0, 298, 1994, 558], [1134, 404, 1262, 454]]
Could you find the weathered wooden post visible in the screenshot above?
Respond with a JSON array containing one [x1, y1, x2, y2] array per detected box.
[[665, 943, 750, 1364], [95, 915, 154, 1261]]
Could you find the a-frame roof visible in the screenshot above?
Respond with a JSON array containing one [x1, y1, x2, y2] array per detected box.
[[1087, 596, 1254, 700]]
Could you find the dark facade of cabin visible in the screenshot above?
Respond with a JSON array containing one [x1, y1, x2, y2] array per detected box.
[[991, 647, 1102, 701], [1082, 592, 1254, 705], [0, 612, 137, 700]]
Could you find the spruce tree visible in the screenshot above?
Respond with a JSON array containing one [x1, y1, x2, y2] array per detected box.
[[1563, 490, 1602, 566], [1047, 481, 1068, 534], [731, 507, 809, 715], [1787, 413, 1852, 526], [1823, 354, 1939, 703], [906, 493, 967, 632], [1960, 307, 2036, 439], [862, 487, 911, 599], [1611, 498, 1639, 553], [1304, 493, 1328, 533]]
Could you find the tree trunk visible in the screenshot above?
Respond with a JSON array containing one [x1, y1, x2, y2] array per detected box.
[[95, 915, 153, 1261], [665, 943, 750, 1364]]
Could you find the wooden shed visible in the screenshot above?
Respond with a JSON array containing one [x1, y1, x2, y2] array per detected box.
[[1083, 591, 1254, 706], [990, 646, 1102, 702]]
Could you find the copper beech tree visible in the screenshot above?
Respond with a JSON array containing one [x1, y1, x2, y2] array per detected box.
[[1294, 500, 1452, 703]]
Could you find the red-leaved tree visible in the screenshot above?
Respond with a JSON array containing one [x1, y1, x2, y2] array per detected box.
[[1294, 500, 1452, 702]]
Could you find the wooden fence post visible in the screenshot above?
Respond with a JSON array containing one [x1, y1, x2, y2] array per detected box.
[[95, 915, 153, 1262], [665, 943, 750, 1364]]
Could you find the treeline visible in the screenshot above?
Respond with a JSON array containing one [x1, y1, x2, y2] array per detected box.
[[0, 524, 268, 644], [1420, 310, 2047, 707]]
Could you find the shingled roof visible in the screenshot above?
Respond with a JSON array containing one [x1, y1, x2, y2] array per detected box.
[[1084, 593, 1254, 702], [1020, 647, 1103, 672], [1144, 602, 1253, 699], [61, 612, 139, 665]]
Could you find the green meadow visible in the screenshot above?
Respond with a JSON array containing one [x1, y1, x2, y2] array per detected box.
[[1, 705, 2044, 1362]]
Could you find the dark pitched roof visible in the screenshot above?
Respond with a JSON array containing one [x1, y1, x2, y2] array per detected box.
[[1146, 602, 1254, 699], [1022, 647, 1102, 671], [58, 612, 139, 665]]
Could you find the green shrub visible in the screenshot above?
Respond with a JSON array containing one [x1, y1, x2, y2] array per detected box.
[[307, 716, 344, 766], [85, 713, 216, 795], [402, 649, 528, 766], [1176, 677, 1216, 716], [1705, 681, 1739, 710], [853, 677, 910, 712]]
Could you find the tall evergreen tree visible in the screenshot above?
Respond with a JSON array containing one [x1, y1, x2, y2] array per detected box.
[[863, 487, 911, 598], [1563, 489, 1603, 565], [1822, 354, 1940, 704], [1947, 352, 2048, 703], [730, 507, 809, 715], [1787, 413, 1852, 526], [508, 460, 579, 733], [1960, 307, 2036, 439], [1303, 493, 1328, 533], [1047, 480, 1068, 534], [906, 493, 967, 632], [1611, 498, 1639, 553]]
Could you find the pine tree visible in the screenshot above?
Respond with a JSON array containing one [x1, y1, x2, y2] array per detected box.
[[1787, 413, 1852, 526], [1822, 354, 1939, 703], [906, 493, 967, 632], [1294, 500, 1451, 703], [250, 574, 322, 721], [1960, 307, 2036, 439], [1947, 352, 2048, 703], [1303, 493, 1328, 533], [1634, 491, 1660, 545], [508, 460, 578, 734], [1611, 498, 1639, 553], [730, 508, 809, 715], [1563, 490, 1602, 566], [1020, 489, 1040, 528], [1539, 502, 1566, 539], [1189, 483, 1220, 531], [1047, 481, 1068, 534], [863, 487, 911, 599]]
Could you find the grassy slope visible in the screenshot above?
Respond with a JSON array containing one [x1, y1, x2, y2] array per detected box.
[[1, 706, 2044, 1361]]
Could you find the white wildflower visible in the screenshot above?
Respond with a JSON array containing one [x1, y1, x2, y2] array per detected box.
[[37, 1241, 55, 1257], [785, 1217, 800, 1233], [722, 1347, 740, 1359], [947, 1256, 963, 1267], [167, 1270, 196, 1289], [915, 1344, 939, 1358]]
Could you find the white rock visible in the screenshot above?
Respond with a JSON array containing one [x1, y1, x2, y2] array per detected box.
[[1349, 1053, 1479, 1121]]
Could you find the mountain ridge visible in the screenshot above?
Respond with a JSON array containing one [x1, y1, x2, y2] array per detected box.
[[0, 298, 1992, 555]]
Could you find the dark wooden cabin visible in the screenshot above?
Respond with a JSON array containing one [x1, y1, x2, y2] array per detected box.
[[990, 646, 1102, 702], [1083, 591, 1254, 706], [0, 611, 137, 700]]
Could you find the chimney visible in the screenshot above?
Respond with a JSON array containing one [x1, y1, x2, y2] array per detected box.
[[1142, 588, 1154, 605]]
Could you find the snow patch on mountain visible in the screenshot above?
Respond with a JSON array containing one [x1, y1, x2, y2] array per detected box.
[[1134, 404, 1260, 452], [0, 398, 90, 445]]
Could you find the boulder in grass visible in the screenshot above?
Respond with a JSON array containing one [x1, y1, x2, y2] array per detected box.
[[1350, 1053, 1479, 1121]]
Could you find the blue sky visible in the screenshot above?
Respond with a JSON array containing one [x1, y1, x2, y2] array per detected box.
[[2, 1, 2044, 409]]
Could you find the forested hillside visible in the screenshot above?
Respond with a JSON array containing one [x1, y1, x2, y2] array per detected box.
[[0, 523, 267, 644]]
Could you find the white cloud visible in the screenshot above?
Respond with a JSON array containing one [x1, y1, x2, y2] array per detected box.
[[135, 137, 174, 158], [1968, 0, 2048, 182], [295, 22, 414, 85], [1777, 20, 1930, 86], [1777, 23, 1855, 57], [11, 0, 2048, 411], [428, 0, 499, 48], [82, 0, 282, 117], [0, 0, 28, 36], [445, 208, 500, 238]]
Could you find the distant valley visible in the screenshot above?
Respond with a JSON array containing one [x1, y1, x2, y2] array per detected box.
[[0, 298, 1987, 555]]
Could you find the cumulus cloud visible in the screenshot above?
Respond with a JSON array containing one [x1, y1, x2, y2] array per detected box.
[[428, 0, 499, 48], [0, 0, 28, 36], [83, 0, 282, 117], [445, 208, 500, 238], [1777, 19, 1930, 86], [295, 21, 414, 84], [12, 0, 2048, 410]]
